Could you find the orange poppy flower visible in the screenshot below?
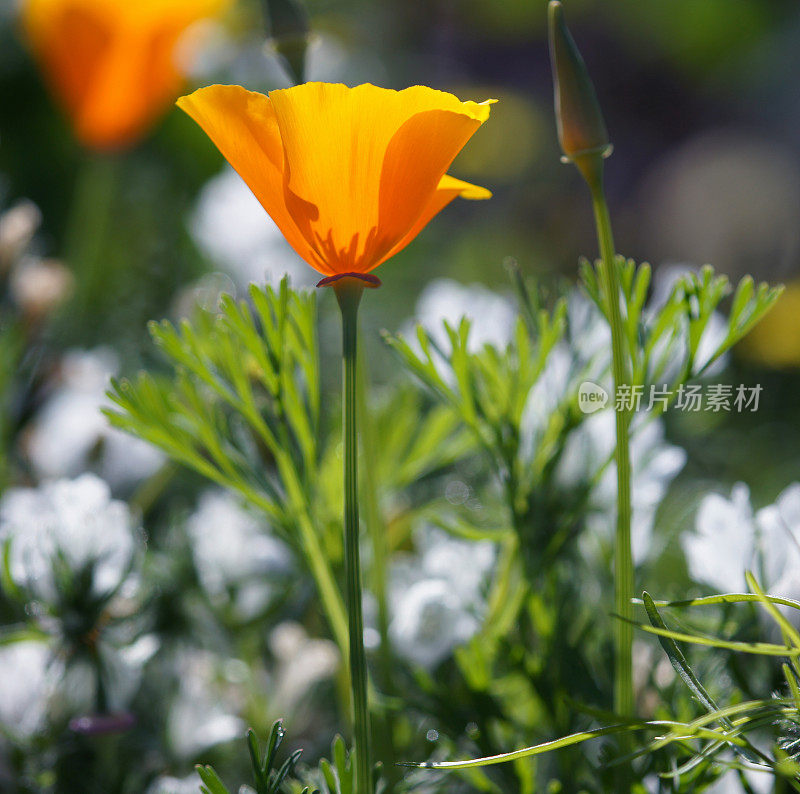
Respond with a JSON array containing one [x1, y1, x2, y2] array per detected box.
[[22, 0, 230, 150], [177, 82, 494, 283]]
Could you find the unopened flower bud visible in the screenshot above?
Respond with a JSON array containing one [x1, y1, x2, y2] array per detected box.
[[548, 1, 611, 165], [262, 0, 309, 85]]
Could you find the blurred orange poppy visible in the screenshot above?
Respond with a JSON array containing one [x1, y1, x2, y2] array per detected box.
[[22, 0, 230, 150], [177, 82, 494, 280]]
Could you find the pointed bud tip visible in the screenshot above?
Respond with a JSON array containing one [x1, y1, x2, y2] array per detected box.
[[548, 0, 611, 166], [548, 1, 568, 54]]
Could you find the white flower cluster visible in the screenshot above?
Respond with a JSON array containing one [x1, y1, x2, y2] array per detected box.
[[0, 476, 156, 736], [0, 640, 60, 740], [522, 290, 611, 444], [145, 775, 202, 794], [412, 278, 688, 566], [187, 490, 293, 620], [162, 622, 338, 761], [683, 482, 800, 598], [166, 649, 246, 759], [268, 621, 339, 724], [25, 348, 164, 489], [0, 473, 138, 602], [190, 166, 315, 290], [412, 278, 517, 354], [0, 198, 73, 322], [647, 263, 729, 381], [558, 412, 686, 564], [389, 527, 495, 669]]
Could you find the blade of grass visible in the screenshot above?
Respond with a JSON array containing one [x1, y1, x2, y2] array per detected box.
[[637, 593, 800, 612]]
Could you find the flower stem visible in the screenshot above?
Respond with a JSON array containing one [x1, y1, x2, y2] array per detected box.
[[580, 156, 634, 724], [356, 348, 393, 692], [335, 280, 372, 794], [63, 153, 119, 333]]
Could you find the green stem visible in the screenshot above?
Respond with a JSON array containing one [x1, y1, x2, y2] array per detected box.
[[580, 157, 634, 724], [335, 280, 372, 794], [357, 347, 393, 692], [129, 460, 178, 517], [64, 154, 120, 329], [357, 345, 399, 782]]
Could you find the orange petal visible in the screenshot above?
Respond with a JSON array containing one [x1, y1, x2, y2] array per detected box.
[[75, 25, 185, 148], [23, 0, 229, 149], [23, 0, 110, 143], [176, 85, 331, 274], [268, 82, 494, 273], [374, 174, 492, 269]]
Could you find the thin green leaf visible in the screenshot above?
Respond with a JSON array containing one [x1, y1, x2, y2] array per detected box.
[[195, 765, 231, 794], [638, 593, 800, 612], [642, 592, 726, 717]]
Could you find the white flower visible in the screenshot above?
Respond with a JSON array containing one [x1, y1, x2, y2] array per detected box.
[[167, 650, 245, 759], [684, 482, 800, 597], [187, 490, 293, 620], [520, 291, 616, 479], [559, 413, 686, 564], [0, 474, 138, 602], [413, 529, 495, 603], [407, 280, 686, 566], [0, 199, 40, 267], [146, 774, 202, 794], [520, 346, 573, 461], [269, 622, 339, 718], [25, 348, 164, 489], [389, 527, 495, 669], [704, 765, 773, 794], [402, 279, 518, 389], [51, 633, 155, 726], [566, 290, 612, 373], [684, 484, 756, 593], [391, 579, 481, 669], [411, 279, 517, 355], [648, 264, 729, 380], [100, 634, 160, 712], [9, 257, 73, 320], [521, 292, 610, 451], [0, 640, 59, 739], [190, 167, 314, 289], [756, 483, 800, 597]]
